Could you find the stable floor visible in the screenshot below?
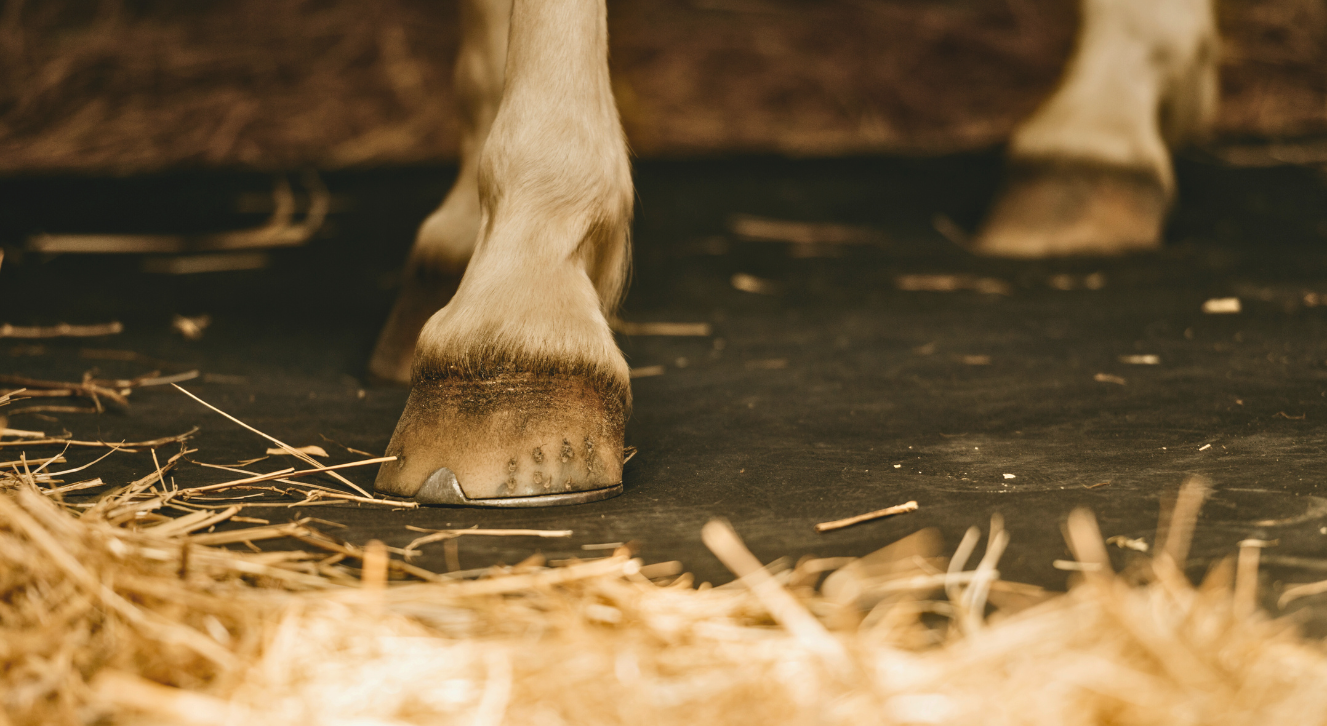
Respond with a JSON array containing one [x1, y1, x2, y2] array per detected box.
[[4, 151, 1327, 626]]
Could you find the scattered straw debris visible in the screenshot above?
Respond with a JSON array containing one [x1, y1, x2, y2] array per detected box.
[[931, 214, 969, 246], [1094, 373, 1127, 385], [403, 526, 574, 554], [1048, 272, 1106, 291], [1106, 535, 1150, 552], [1281, 577, 1327, 608], [0, 428, 198, 451], [1203, 297, 1242, 314], [895, 274, 1011, 296], [0, 374, 127, 410], [729, 214, 882, 246], [171, 315, 213, 341], [731, 272, 782, 295], [0, 455, 65, 468], [1052, 558, 1103, 572], [0, 321, 124, 339], [266, 445, 329, 458], [184, 456, 394, 492], [1119, 354, 1160, 365], [582, 542, 625, 550], [0, 370, 196, 414], [612, 319, 713, 336], [815, 500, 919, 532], [0, 422, 46, 439], [316, 436, 375, 460], [173, 384, 368, 497], [33, 174, 328, 262]]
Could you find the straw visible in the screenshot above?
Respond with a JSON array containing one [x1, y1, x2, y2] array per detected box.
[[4, 418, 1326, 726]]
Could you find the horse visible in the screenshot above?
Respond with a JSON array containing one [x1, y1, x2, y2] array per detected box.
[[368, 0, 1218, 506]]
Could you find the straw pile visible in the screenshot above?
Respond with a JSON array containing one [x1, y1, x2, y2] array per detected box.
[[3, 391, 1327, 724]]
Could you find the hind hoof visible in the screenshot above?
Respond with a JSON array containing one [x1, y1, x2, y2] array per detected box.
[[974, 159, 1169, 258]]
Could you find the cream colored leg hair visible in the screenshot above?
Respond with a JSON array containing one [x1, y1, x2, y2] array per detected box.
[[415, 0, 632, 384], [374, 0, 633, 503], [367, 0, 511, 384], [975, 0, 1218, 257]]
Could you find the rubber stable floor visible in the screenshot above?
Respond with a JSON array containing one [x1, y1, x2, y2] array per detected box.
[[4, 151, 1327, 626]]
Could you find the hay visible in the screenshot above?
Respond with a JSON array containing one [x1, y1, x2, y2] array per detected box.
[[0, 322, 124, 340], [3, 395, 1327, 725], [815, 500, 919, 532]]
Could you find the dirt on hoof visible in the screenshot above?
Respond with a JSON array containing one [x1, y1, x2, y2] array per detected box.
[[375, 370, 627, 505], [973, 159, 1170, 258], [367, 270, 463, 386]]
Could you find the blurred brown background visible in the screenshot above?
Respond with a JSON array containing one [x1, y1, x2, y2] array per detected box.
[[0, 0, 1322, 174]]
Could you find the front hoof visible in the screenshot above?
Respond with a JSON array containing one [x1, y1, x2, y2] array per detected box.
[[973, 159, 1169, 258], [374, 371, 627, 507]]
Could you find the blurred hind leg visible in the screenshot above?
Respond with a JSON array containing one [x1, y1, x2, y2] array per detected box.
[[974, 0, 1218, 257]]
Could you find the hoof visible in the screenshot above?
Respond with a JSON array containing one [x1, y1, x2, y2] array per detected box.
[[368, 271, 462, 386], [374, 371, 627, 507], [973, 159, 1169, 258]]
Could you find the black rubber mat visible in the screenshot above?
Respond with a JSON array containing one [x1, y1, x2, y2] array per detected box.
[[4, 150, 1327, 628]]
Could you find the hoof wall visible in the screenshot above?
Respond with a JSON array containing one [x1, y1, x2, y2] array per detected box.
[[374, 371, 627, 507], [974, 160, 1169, 258]]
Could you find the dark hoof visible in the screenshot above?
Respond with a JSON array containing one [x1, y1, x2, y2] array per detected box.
[[974, 159, 1169, 258], [368, 271, 462, 386], [374, 371, 626, 507]]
